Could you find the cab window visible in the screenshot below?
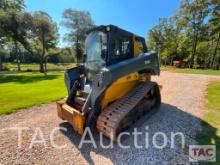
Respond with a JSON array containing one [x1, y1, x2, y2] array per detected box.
[[112, 38, 132, 59]]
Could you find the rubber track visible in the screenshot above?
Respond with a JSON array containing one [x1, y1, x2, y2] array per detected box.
[[96, 82, 158, 141]]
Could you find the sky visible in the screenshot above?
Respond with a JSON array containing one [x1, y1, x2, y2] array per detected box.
[[25, 0, 180, 47]]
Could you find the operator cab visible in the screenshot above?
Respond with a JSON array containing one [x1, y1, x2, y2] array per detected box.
[[84, 25, 148, 81]]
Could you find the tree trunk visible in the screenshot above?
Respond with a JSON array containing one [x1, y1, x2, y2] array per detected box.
[[39, 53, 45, 73], [76, 36, 79, 64], [206, 39, 214, 68], [206, 56, 211, 69], [39, 58, 44, 73], [211, 31, 220, 69], [157, 47, 162, 65], [190, 43, 195, 68], [44, 56, 47, 74], [0, 55, 2, 71], [170, 57, 173, 66], [14, 40, 21, 71], [40, 35, 46, 73], [217, 56, 220, 70], [190, 32, 198, 68]]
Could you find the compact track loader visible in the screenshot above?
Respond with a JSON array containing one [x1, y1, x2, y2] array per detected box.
[[57, 25, 161, 141]]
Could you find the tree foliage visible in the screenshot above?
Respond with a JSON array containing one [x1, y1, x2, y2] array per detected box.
[[31, 11, 59, 73], [0, 0, 25, 12], [0, 1, 97, 72], [209, 0, 220, 69], [148, 0, 220, 69], [62, 8, 94, 63], [0, 0, 31, 71]]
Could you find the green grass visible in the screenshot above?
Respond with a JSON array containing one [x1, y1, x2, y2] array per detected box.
[[3, 63, 75, 71], [161, 65, 220, 76], [0, 72, 67, 115], [197, 82, 220, 163]]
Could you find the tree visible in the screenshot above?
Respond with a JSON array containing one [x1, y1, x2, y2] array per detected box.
[[176, 32, 191, 62], [175, 0, 209, 68], [31, 11, 58, 73], [209, 0, 220, 69], [62, 9, 94, 63], [147, 18, 180, 65], [147, 0, 220, 69], [0, 0, 32, 71], [0, 10, 32, 71]]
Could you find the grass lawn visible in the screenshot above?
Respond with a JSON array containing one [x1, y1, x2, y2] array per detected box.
[[161, 65, 220, 76], [3, 63, 75, 71], [197, 82, 220, 163], [0, 72, 67, 115]]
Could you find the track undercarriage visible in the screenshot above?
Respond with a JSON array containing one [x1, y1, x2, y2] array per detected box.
[[96, 82, 161, 141]]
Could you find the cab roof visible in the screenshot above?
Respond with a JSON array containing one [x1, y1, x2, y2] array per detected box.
[[87, 24, 144, 40]]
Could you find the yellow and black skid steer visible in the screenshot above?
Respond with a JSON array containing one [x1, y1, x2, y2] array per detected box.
[[57, 25, 161, 141]]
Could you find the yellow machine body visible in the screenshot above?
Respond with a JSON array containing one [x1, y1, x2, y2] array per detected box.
[[57, 100, 85, 135], [133, 36, 143, 56], [101, 72, 139, 110]]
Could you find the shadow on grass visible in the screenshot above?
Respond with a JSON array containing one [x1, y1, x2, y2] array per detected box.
[[197, 121, 220, 144], [0, 74, 60, 84], [59, 103, 220, 164], [197, 121, 220, 163]]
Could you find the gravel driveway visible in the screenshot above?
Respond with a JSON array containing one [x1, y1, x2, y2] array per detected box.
[[0, 71, 220, 165]]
